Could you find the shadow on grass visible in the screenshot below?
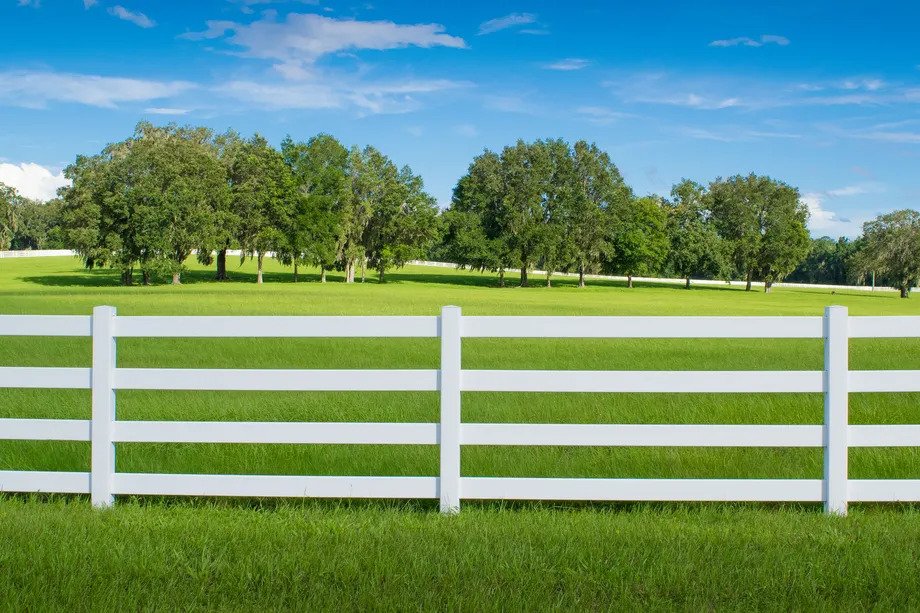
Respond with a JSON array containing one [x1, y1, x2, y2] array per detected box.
[[18, 263, 789, 297], [3, 491, 841, 515]]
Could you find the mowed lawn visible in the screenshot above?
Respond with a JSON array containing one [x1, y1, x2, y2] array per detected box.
[[1, 256, 920, 609]]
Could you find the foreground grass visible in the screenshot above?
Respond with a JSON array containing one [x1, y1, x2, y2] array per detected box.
[[0, 498, 920, 611], [2, 497, 920, 610]]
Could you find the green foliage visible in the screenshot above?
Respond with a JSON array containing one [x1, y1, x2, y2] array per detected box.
[[788, 236, 857, 285], [9, 197, 66, 250], [281, 133, 349, 279], [447, 139, 633, 287], [0, 181, 20, 250], [665, 180, 727, 286], [709, 174, 810, 291], [607, 195, 669, 285], [853, 209, 920, 297]]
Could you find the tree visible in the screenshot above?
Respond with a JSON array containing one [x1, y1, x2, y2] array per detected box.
[[125, 123, 227, 284], [338, 146, 378, 283], [500, 140, 551, 287], [788, 237, 856, 285], [0, 181, 19, 251], [281, 134, 349, 282], [60, 145, 141, 284], [365, 164, 440, 282], [607, 196, 669, 287], [536, 139, 575, 288], [709, 174, 809, 292], [10, 197, 66, 250], [665, 180, 726, 289], [225, 134, 293, 284], [853, 209, 920, 298], [566, 141, 631, 287], [445, 150, 514, 286]]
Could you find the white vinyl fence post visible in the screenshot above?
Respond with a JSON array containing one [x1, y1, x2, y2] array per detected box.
[[91, 305, 117, 508], [439, 305, 462, 514], [823, 305, 848, 515]]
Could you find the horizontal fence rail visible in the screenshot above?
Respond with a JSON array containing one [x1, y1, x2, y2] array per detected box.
[[1, 306, 919, 514]]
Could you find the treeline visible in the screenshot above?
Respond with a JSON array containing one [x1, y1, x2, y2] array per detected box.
[[438, 140, 810, 292], [42, 122, 440, 285], [2, 126, 919, 296]]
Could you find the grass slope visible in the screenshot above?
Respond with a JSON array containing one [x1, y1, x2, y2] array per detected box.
[[1, 256, 919, 608]]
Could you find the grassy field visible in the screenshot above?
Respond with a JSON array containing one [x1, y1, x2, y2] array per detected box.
[[1, 256, 920, 609]]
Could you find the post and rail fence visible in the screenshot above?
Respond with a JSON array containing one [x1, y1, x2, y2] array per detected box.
[[1, 305, 919, 514]]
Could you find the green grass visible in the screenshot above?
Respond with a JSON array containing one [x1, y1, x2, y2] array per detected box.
[[2, 255, 920, 608]]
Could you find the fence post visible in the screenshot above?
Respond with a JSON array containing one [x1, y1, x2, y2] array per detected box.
[[823, 305, 848, 515], [439, 305, 462, 514], [91, 305, 117, 508]]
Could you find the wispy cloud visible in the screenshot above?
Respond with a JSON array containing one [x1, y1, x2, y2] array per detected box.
[[144, 107, 191, 115], [217, 77, 469, 115], [710, 34, 789, 48], [606, 72, 911, 111], [542, 58, 590, 71], [478, 13, 537, 35], [0, 70, 194, 109], [576, 106, 630, 125], [183, 13, 465, 79], [83, 0, 97, 8], [0, 162, 69, 201], [109, 5, 156, 28]]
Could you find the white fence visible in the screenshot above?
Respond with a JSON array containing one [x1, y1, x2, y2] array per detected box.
[[1, 306, 920, 514]]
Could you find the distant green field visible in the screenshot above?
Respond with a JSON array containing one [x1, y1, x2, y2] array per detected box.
[[1, 255, 919, 609]]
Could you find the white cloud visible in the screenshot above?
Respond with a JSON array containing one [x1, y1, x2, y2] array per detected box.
[[183, 13, 465, 78], [858, 131, 920, 144], [0, 162, 70, 202], [144, 107, 191, 115], [542, 58, 590, 71], [478, 13, 537, 35], [83, 0, 97, 7], [0, 70, 194, 109], [801, 192, 862, 237], [827, 185, 871, 197], [576, 106, 630, 125], [710, 34, 790, 47], [109, 5, 156, 28], [217, 77, 467, 114], [605, 72, 916, 112]]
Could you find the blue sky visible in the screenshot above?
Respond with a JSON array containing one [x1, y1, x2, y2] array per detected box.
[[1, 0, 919, 237]]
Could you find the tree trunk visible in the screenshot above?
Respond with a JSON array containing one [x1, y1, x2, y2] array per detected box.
[[378, 268, 385, 283], [627, 274, 633, 289], [745, 270, 752, 292], [142, 270, 150, 286], [546, 272, 552, 288], [578, 268, 585, 288], [685, 276, 691, 289], [257, 252, 264, 285], [498, 269, 505, 288], [764, 280, 773, 293], [293, 262, 299, 283], [360, 257, 366, 283], [901, 285, 910, 298], [320, 267, 326, 283], [215, 248, 227, 281], [172, 272, 181, 285], [121, 269, 133, 286], [520, 266, 528, 287], [344, 260, 353, 283]]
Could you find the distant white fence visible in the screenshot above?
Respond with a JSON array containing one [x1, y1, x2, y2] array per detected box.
[[2, 305, 920, 515], [409, 260, 907, 293]]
